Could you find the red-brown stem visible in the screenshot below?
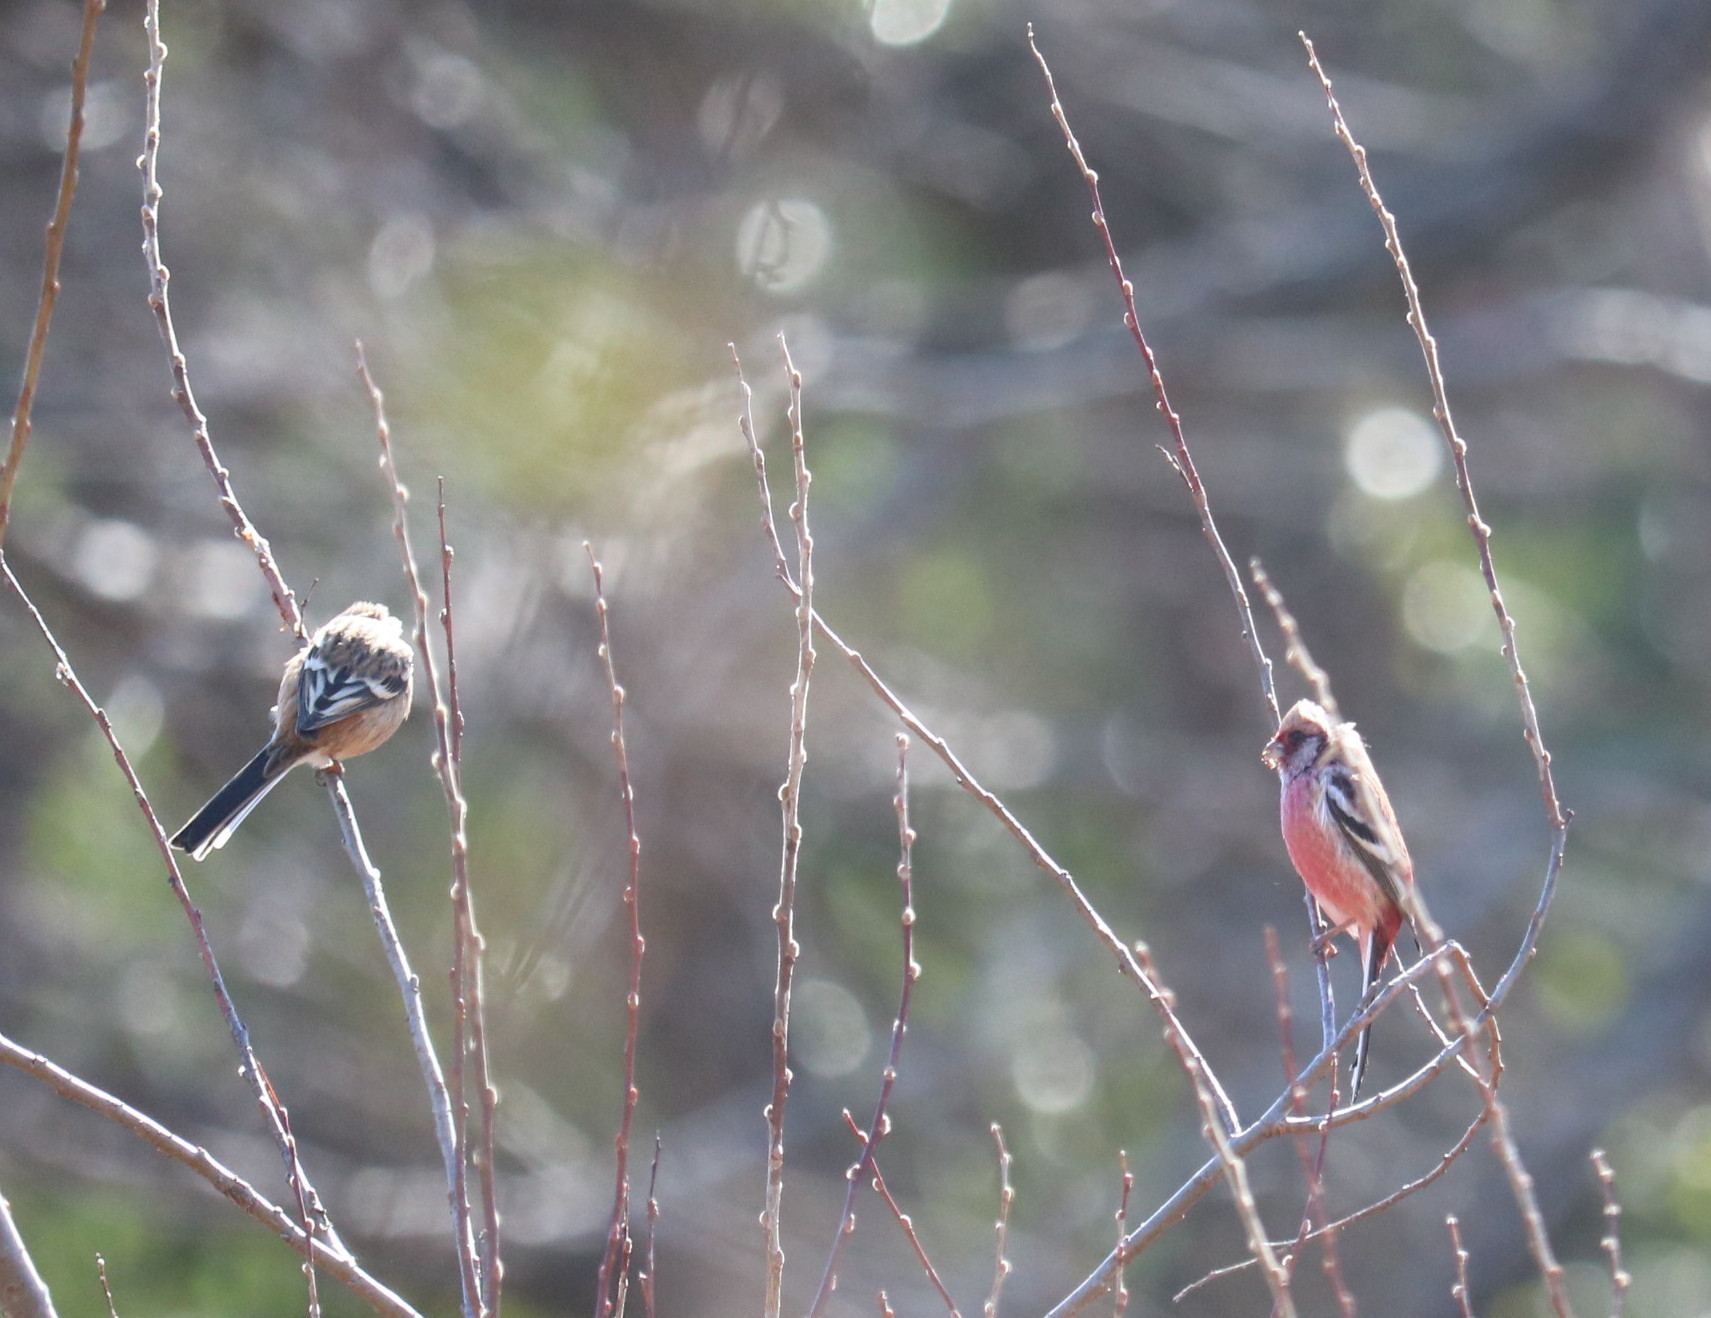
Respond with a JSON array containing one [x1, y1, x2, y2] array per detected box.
[[759, 337, 816, 1318], [839, 1112, 962, 1317], [984, 1124, 1013, 1318], [0, 0, 104, 551], [139, 0, 300, 637], [1446, 1216, 1474, 1318], [641, 1136, 662, 1318], [1591, 1149, 1629, 1316], [808, 735, 921, 1318], [588, 546, 647, 1317], [1026, 24, 1278, 728], [1112, 1152, 1133, 1317], [444, 493, 500, 1308]]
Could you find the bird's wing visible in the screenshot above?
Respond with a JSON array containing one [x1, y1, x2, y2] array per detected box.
[[297, 652, 408, 733]]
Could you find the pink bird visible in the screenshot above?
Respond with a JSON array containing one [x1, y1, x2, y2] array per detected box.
[[1262, 698, 1414, 1096]]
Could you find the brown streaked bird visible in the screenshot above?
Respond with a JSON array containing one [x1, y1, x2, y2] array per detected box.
[[1262, 698, 1414, 1097], [171, 601, 414, 860]]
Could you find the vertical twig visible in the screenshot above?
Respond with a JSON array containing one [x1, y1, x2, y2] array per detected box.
[[641, 1137, 662, 1318], [139, 0, 300, 637], [442, 492, 501, 1311], [760, 336, 817, 1318], [588, 546, 648, 1317], [0, 0, 104, 551], [1591, 1149, 1629, 1317], [1445, 1216, 1474, 1318], [985, 1124, 1013, 1318], [1112, 1153, 1133, 1318], [1026, 23, 1278, 729], [808, 735, 922, 1318], [358, 349, 485, 1318]]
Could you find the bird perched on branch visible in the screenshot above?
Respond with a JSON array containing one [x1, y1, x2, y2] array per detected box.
[[1262, 698, 1414, 1097], [171, 601, 414, 860]]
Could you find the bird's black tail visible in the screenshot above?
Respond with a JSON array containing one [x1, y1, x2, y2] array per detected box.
[[170, 748, 281, 861], [1349, 934, 1388, 1098]]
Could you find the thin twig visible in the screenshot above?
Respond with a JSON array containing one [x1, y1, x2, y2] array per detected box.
[[96, 1255, 118, 1318], [1249, 560, 1338, 723], [1112, 1152, 1133, 1318], [359, 348, 487, 1318], [1446, 1216, 1473, 1318], [731, 349, 1240, 1137], [442, 494, 501, 1312], [1591, 1149, 1629, 1317], [985, 1124, 1013, 1318], [139, 0, 300, 636], [809, 735, 922, 1318], [0, 0, 104, 552], [589, 546, 648, 1318], [0, 1028, 421, 1318], [838, 1113, 962, 1318], [641, 1136, 662, 1318], [1026, 23, 1277, 728], [761, 336, 816, 1318]]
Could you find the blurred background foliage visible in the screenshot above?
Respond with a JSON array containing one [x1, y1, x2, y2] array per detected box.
[[3, 0, 1711, 1314]]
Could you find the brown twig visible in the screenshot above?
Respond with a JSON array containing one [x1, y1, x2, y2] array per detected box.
[[760, 336, 816, 1318], [95, 1255, 118, 1318], [1112, 1152, 1133, 1318], [1249, 560, 1338, 723], [1591, 1149, 1630, 1317], [139, 0, 300, 637], [838, 1113, 962, 1318], [984, 1124, 1013, 1318], [0, 0, 104, 553], [641, 1136, 662, 1318], [1026, 24, 1277, 729], [1446, 1216, 1474, 1318], [358, 349, 486, 1318], [442, 495, 501, 1311], [588, 546, 648, 1318], [0, 1028, 420, 1318], [809, 735, 922, 1318]]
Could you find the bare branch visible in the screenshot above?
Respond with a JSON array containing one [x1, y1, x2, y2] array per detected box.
[[588, 546, 648, 1318], [0, 1027, 420, 1318], [139, 0, 300, 636], [0, 0, 104, 552]]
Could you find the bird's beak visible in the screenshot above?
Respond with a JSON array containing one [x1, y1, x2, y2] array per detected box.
[[1260, 738, 1283, 771]]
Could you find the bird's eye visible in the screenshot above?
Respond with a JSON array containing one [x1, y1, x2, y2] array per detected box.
[[1284, 729, 1306, 749]]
